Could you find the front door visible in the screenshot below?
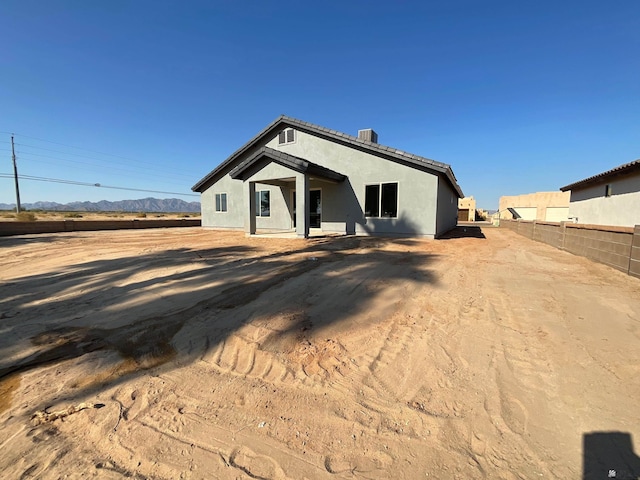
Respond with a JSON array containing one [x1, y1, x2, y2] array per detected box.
[[292, 189, 321, 228]]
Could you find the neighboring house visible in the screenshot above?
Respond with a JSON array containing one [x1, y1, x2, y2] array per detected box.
[[458, 196, 476, 222], [192, 115, 463, 238], [560, 160, 640, 228], [498, 191, 570, 222]]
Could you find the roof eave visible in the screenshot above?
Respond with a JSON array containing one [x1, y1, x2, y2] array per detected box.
[[192, 115, 463, 196], [560, 159, 640, 191]]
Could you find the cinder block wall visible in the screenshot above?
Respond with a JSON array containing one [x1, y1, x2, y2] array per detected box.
[[0, 219, 201, 236], [564, 225, 632, 272], [500, 219, 639, 278], [532, 222, 564, 249], [630, 226, 640, 278]]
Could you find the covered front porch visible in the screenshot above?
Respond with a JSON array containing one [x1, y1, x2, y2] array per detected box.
[[229, 147, 346, 238]]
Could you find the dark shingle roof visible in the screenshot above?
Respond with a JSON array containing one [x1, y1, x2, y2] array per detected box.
[[560, 159, 640, 191], [192, 115, 463, 197], [230, 147, 346, 183]]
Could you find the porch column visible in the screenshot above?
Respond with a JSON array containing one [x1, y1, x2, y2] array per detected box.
[[295, 173, 310, 238], [244, 180, 256, 236]]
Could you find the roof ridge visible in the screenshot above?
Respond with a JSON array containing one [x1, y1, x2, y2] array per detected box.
[[192, 115, 463, 197], [560, 159, 640, 191], [279, 114, 449, 169]]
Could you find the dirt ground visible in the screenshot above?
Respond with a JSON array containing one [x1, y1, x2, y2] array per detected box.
[[1, 211, 199, 221], [1, 226, 639, 479]]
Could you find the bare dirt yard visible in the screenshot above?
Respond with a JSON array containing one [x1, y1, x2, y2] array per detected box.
[[1, 226, 639, 479]]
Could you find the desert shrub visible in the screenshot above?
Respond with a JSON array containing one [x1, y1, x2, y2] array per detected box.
[[181, 214, 190, 218], [64, 213, 83, 218], [136, 212, 147, 218], [154, 214, 166, 218], [1, 213, 15, 219], [16, 211, 37, 222]]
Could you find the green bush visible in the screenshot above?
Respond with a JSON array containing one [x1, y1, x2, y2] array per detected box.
[[64, 212, 83, 218]]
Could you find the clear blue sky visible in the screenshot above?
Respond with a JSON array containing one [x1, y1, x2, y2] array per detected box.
[[1, 0, 638, 209]]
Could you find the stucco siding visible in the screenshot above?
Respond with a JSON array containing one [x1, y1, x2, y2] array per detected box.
[[200, 127, 455, 237], [200, 173, 244, 229], [499, 191, 570, 221], [436, 176, 458, 236], [266, 130, 440, 236], [568, 171, 640, 227]]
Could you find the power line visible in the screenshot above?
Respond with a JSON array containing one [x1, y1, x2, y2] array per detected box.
[[0, 131, 152, 164], [14, 150, 196, 182], [15, 141, 199, 177], [4, 132, 203, 179], [0, 173, 199, 198]]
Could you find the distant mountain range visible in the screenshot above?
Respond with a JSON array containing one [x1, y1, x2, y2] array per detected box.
[[0, 197, 201, 213]]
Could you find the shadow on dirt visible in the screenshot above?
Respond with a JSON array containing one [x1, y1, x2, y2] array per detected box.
[[439, 226, 486, 240], [583, 431, 640, 480], [0, 233, 440, 410]]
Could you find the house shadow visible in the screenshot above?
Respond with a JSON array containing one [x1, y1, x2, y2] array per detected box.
[[438, 225, 486, 240], [0, 232, 440, 411], [583, 431, 640, 479]]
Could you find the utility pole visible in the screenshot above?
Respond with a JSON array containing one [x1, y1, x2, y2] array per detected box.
[[11, 134, 21, 213]]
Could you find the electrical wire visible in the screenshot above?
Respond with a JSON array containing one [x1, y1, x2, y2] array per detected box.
[[2, 133, 202, 180], [14, 150, 196, 182], [0, 173, 199, 198], [15, 142, 199, 178]]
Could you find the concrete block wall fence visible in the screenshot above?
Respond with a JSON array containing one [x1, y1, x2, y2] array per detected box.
[[0, 219, 201, 236], [500, 219, 639, 279]]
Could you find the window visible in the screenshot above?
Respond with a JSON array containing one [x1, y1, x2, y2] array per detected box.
[[255, 190, 270, 217], [278, 128, 295, 145], [605, 184, 612, 197], [365, 185, 380, 217], [215, 193, 227, 212], [365, 182, 398, 218]]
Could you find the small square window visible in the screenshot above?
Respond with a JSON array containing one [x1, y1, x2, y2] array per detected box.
[[278, 128, 295, 145], [215, 193, 227, 212], [605, 184, 612, 197]]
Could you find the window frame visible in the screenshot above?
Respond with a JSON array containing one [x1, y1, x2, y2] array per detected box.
[[278, 128, 296, 145], [364, 181, 399, 218], [215, 192, 228, 213], [605, 184, 612, 197], [255, 189, 271, 217]]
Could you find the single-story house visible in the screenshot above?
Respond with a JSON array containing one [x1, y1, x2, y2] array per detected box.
[[560, 159, 640, 228], [498, 191, 570, 222], [192, 115, 463, 238], [458, 196, 477, 222]]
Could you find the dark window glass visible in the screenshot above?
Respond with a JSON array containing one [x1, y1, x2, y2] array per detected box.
[[216, 193, 227, 212], [365, 185, 380, 217], [381, 183, 398, 217], [286, 128, 295, 143], [278, 131, 286, 144], [256, 190, 270, 216], [605, 184, 612, 197], [260, 190, 270, 216]]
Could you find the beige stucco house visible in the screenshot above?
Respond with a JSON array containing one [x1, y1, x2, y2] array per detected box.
[[192, 115, 463, 238], [560, 159, 640, 227], [499, 191, 570, 222], [458, 196, 476, 222]]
